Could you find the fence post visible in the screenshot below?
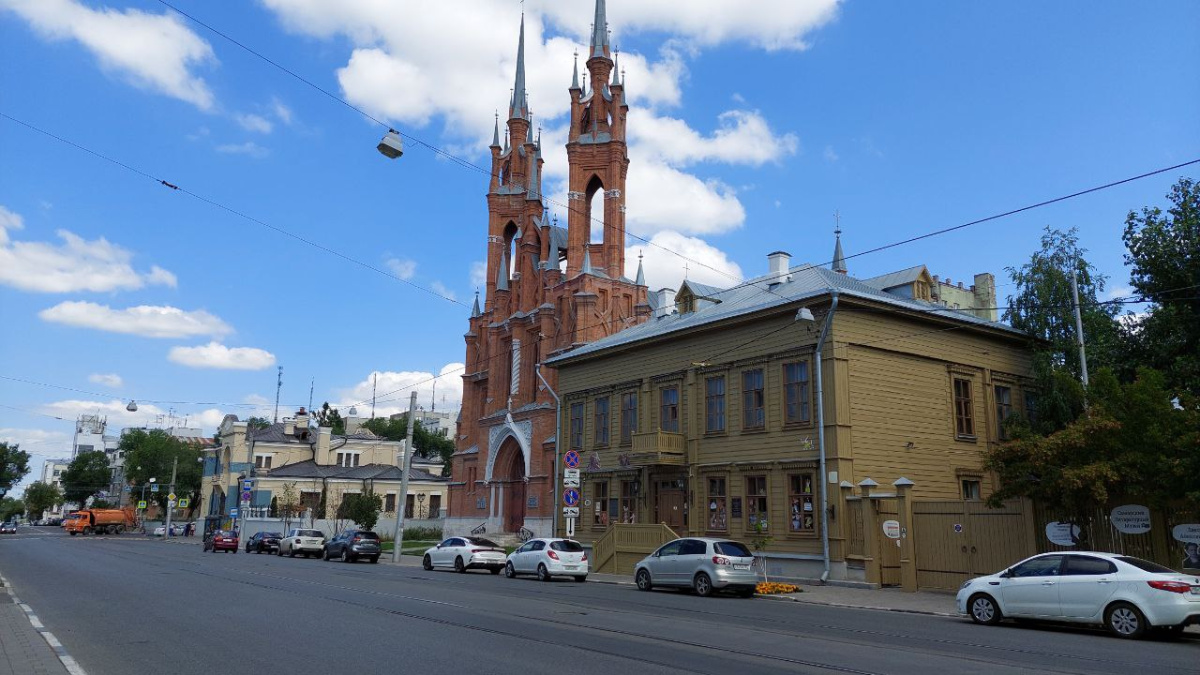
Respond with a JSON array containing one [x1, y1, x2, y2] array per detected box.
[[858, 478, 880, 587], [893, 478, 917, 592]]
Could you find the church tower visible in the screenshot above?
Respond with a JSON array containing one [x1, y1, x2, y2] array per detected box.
[[448, 2, 649, 539]]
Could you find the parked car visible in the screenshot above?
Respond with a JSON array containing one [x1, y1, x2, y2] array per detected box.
[[278, 529, 325, 558], [323, 530, 382, 563], [957, 551, 1200, 638], [245, 531, 283, 554], [422, 536, 506, 573], [153, 524, 184, 537], [203, 531, 239, 553], [0, 522, 17, 534], [505, 538, 588, 582], [634, 537, 758, 597]]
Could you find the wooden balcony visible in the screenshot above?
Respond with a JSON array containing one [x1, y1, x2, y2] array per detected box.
[[628, 430, 686, 466]]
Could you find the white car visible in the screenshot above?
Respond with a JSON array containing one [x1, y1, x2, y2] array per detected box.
[[957, 551, 1200, 638], [505, 538, 588, 582], [278, 528, 325, 558], [422, 536, 506, 574]]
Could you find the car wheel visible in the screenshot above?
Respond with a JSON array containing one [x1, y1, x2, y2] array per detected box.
[[231, 548, 237, 554], [454, 557, 466, 573], [537, 564, 552, 582], [504, 562, 516, 578], [210, 545, 217, 553], [423, 555, 433, 571], [968, 593, 1003, 626], [344, 550, 354, 563], [635, 569, 653, 591], [693, 572, 713, 597], [1105, 601, 1147, 639], [574, 575, 587, 583], [277, 547, 283, 557], [323, 548, 332, 561], [289, 548, 296, 558]]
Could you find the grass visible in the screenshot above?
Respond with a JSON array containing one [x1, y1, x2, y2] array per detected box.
[[380, 540, 437, 553]]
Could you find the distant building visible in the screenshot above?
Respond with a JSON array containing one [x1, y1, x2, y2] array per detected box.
[[37, 459, 70, 522]]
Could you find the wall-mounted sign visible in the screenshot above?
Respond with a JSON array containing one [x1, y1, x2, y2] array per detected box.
[[1110, 504, 1151, 534], [882, 520, 901, 539], [527, 496, 538, 508], [1045, 521, 1081, 547], [731, 498, 742, 519], [1172, 523, 1200, 545]]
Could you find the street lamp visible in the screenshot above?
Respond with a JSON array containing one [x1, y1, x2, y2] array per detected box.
[[126, 400, 138, 412], [377, 130, 404, 159], [416, 493, 426, 520]]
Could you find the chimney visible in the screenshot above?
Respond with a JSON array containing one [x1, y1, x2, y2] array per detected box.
[[282, 420, 294, 436], [655, 288, 676, 319], [767, 251, 791, 284], [293, 407, 310, 437]]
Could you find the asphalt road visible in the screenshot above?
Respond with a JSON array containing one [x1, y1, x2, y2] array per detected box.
[[0, 527, 1195, 675]]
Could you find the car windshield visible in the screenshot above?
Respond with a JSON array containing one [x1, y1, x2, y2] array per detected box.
[[550, 540, 584, 552], [466, 537, 499, 547], [714, 541, 753, 557], [265, 532, 283, 538], [298, 530, 323, 538], [1116, 556, 1178, 574], [354, 532, 380, 540]]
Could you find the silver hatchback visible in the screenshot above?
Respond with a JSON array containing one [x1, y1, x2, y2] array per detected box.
[[634, 537, 758, 597]]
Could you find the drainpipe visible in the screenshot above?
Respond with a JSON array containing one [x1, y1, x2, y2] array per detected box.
[[536, 364, 560, 538], [814, 290, 839, 583]]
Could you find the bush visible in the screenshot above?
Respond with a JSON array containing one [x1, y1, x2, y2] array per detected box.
[[403, 525, 443, 541]]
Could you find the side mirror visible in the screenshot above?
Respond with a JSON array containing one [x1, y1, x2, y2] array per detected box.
[[1000, 568, 1013, 578]]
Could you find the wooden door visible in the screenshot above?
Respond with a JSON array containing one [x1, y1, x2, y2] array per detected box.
[[505, 481, 526, 533], [656, 483, 685, 530]]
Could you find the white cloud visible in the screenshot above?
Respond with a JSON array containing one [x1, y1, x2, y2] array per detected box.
[[631, 109, 798, 167], [823, 145, 839, 162], [235, 113, 273, 134], [430, 281, 457, 302], [39, 301, 233, 339], [2, 0, 217, 109], [625, 231, 742, 291], [88, 373, 123, 388], [334, 364, 465, 419], [272, 98, 294, 125], [168, 342, 276, 370], [624, 161, 746, 235], [216, 142, 269, 158], [469, 261, 488, 289], [386, 257, 417, 280], [0, 206, 178, 293], [1107, 285, 1134, 301]]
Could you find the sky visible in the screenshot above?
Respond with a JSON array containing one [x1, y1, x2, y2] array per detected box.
[[1, 1, 1197, 497]]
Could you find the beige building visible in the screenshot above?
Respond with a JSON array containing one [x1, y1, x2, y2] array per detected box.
[[197, 409, 448, 531], [545, 248, 1034, 583]]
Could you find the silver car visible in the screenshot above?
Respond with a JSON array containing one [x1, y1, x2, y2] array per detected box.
[[278, 528, 325, 558], [634, 537, 758, 597]]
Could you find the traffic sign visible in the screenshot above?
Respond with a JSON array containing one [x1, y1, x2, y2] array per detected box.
[[137, 500, 147, 510], [563, 488, 580, 507], [562, 507, 580, 517], [167, 492, 177, 502], [242, 479, 254, 490], [124, 485, 131, 493], [241, 490, 252, 502], [563, 476, 580, 489], [150, 484, 159, 493], [178, 498, 189, 508], [229, 508, 239, 517], [564, 468, 580, 480], [168, 500, 176, 508], [564, 450, 580, 469]]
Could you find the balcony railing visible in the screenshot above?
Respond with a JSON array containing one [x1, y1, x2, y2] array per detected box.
[[629, 431, 686, 466]]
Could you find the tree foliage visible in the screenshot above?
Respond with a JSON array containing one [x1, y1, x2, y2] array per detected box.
[[338, 491, 382, 531], [246, 417, 272, 431], [315, 402, 345, 435], [1121, 177, 1200, 396], [23, 481, 62, 518], [0, 497, 25, 521], [362, 415, 455, 476], [0, 441, 31, 491], [120, 429, 203, 509], [985, 368, 1200, 519], [60, 451, 112, 506]]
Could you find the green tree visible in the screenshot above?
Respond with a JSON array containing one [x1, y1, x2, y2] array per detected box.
[[121, 429, 202, 509], [985, 368, 1200, 530], [60, 451, 112, 506], [1122, 177, 1200, 396], [315, 402, 346, 435], [23, 481, 63, 519], [362, 415, 455, 476], [246, 417, 272, 431], [0, 441, 31, 492], [337, 491, 382, 531], [0, 497, 25, 521]]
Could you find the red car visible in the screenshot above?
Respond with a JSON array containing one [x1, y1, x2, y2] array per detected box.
[[204, 531, 239, 553]]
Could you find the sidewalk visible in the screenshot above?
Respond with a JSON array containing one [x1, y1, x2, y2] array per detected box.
[[0, 577, 71, 675]]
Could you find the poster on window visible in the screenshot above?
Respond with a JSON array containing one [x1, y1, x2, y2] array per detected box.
[[1173, 524, 1200, 571]]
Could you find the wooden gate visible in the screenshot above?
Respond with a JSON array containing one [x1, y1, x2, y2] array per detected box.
[[912, 500, 1035, 590], [876, 500, 902, 586]]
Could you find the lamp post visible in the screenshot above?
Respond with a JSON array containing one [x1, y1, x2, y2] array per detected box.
[[416, 493, 426, 520], [139, 477, 157, 532], [390, 391, 418, 564]]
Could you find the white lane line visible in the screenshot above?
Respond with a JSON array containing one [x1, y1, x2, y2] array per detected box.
[[0, 572, 90, 675]]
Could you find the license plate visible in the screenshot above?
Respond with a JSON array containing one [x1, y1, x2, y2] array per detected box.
[[734, 564, 751, 570], [564, 565, 578, 570], [1191, 587, 1200, 595]]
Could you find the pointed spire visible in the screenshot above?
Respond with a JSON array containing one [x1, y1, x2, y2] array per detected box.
[[471, 290, 481, 317], [581, 246, 594, 275], [497, 252, 510, 291], [491, 111, 500, 147], [590, 0, 610, 58], [634, 250, 646, 286], [611, 49, 621, 86], [832, 213, 847, 275], [510, 14, 528, 119], [571, 50, 580, 90]]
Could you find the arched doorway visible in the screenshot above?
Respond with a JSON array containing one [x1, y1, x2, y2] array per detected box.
[[495, 439, 526, 533]]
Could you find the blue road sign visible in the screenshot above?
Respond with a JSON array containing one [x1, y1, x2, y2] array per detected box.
[[150, 484, 159, 493], [564, 450, 580, 469], [563, 488, 580, 507], [230, 508, 239, 517]]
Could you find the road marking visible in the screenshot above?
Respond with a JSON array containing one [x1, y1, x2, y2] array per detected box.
[[1, 572, 90, 675]]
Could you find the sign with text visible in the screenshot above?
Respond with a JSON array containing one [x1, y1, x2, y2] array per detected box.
[[1045, 521, 1081, 547], [1172, 523, 1200, 545], [882, 520, 901, 539], [564, 468, 580, 480], [1110, 504, 1151, 534]]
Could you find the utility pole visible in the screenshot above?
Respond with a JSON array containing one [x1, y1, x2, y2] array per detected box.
[[163, 457, 178, 539], [274, 366, 283, 423], [391, 391, 418, 564], [1069, 259, 1090, 388]]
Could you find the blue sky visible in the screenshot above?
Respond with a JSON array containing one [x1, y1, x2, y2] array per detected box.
[[2, 1, 1197, 496]]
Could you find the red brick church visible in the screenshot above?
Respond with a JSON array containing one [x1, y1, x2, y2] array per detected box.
[[446, 1, 649, 537]]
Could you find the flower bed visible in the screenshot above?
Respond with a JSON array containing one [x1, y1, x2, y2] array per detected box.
[[756, 581, 800, 595]]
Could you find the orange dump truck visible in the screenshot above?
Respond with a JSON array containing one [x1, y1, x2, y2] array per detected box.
[[64, 508, 137, 535]]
